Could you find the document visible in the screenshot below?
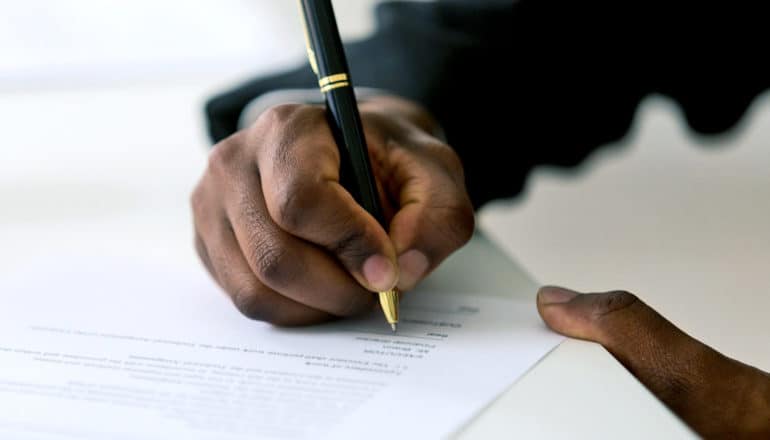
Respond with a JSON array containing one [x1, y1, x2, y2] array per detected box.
[[0, 257, 562, 439]]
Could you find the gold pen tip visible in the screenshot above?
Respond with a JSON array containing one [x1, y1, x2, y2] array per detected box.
[[390, 323, 397, 332]]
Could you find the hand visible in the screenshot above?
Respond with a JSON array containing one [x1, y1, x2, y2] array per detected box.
[[537, 286, 770, 438], [191, 95, 474, 325]]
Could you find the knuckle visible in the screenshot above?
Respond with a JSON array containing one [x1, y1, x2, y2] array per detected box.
[[264, 107, 331, 172], [193, 234, 213, 273], [231, 282, 273, 322], [254, 103, 328, 140], [271, 178, 310, 232], [232, 282, 318, 327], [193, 234, 206, 260], [207, 137, 241, 176], [249, 236, 296, 287], [329, 223, 372, 265], [190, 183, 206, 216], [424, 141, 465, 178], [451, 202, 476, 245], [266, 314, 299, 327], [431, 201, 475, 250], [257, 103, 303, 128], [592, 290, 639, 321], [190, 182, 221, 240], [439, 144, 465, 175], [255, 104, 327, 149], [193, 233, 204, 254]]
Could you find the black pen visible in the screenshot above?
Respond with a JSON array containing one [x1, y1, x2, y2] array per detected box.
[[297, 0, 399, 331]]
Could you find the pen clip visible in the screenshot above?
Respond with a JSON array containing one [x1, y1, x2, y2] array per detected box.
[[297, 0, 319, 76]]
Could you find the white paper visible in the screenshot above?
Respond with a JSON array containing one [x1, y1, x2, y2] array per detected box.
[[0, 257, 562, 439]]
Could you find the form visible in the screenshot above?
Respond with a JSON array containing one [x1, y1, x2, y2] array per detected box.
[[0, 257, 562, 439]]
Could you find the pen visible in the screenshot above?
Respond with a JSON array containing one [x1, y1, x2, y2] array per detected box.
[[297, 0, 399, 331]]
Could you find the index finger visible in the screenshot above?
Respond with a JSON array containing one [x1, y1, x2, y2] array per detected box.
[[254, 105, 399, 293]]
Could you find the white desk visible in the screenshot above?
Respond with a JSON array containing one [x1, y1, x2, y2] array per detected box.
[[0, 83, 693, 438], [419, 233, 693, 438]]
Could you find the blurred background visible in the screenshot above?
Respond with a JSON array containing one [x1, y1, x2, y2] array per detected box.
[[1, 0, 768, 374]]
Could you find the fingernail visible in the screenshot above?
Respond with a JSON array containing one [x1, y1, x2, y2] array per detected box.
[[538, 286, 579, 304], [396, 250, 429, 291], [363, 254, 397, 291]]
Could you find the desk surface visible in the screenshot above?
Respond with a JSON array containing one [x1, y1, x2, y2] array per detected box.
[[0, 82, 706, 440], [420, 234, 694, 438]]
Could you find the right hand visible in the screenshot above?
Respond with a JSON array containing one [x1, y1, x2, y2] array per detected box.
[[191, 96, 474, 325]]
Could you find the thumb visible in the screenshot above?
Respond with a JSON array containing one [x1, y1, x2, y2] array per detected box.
[[535, 286, 704, 380], [536, 286, 646, 345]]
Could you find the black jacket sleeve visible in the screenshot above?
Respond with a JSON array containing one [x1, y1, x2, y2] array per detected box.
[[205, 0, 770, 209]]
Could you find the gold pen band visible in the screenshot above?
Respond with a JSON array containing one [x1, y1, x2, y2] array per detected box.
[[319, 73, 348, 87], [320, 81, 349, 93], [318, 73, 350, 93]]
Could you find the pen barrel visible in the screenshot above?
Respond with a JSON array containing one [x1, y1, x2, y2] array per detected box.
[[325, 88, 385, 225], [299, 0, 386, 226]]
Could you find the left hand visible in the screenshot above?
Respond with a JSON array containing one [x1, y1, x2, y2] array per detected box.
[[537, 286, 770, 439]]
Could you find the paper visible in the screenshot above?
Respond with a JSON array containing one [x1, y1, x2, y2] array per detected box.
[[0, 257, 562, 439]]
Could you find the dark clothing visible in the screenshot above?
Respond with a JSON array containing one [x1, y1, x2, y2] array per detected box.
[[205, 0, 770, 208]]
